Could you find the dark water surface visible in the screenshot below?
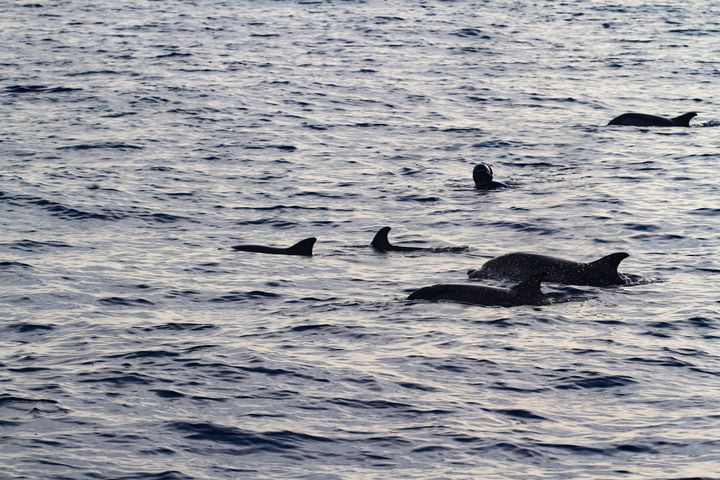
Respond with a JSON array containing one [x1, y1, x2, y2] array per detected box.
[[2, 1, 719, 479]]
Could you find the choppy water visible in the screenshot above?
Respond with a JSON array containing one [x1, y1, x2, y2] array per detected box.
[[2, 1, 720, 479]]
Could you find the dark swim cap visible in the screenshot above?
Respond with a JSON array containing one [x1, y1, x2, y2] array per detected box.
[[473, 163, 494, 184]]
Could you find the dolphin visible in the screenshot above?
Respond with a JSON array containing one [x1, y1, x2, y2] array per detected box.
[[608, 112, 697, 127], [232, 237, 316, 256], [407, 272, 549, 307], [371, 226, 467, 253], [467, 252, 629, 287]]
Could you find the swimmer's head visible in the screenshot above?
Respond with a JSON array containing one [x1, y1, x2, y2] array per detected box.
[[473, 163, 494, 188]]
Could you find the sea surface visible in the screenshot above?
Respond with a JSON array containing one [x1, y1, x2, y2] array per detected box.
[[1, 1, 719, 479]]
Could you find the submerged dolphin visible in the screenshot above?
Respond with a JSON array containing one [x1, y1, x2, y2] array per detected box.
[[408, 272, 549, 307], [608, 112, 697, 127], [467, 252, 629, 287], [232, 237, 316, 256], [371, 226, 467, 253]]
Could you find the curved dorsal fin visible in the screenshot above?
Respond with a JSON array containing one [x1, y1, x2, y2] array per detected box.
[[589, 252, 629, 274], [671, 112, 697, 127], [511, 271, 545, 296], [371, 226, 393, 251], [286, 237, 316, 256]]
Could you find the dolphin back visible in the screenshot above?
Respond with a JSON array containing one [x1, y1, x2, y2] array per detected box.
[[232, 237, 316, 256], [608, 112, 696, 127]]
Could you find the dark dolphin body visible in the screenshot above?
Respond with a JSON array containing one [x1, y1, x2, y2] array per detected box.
[[467, 252, 629, 287], [232, 237, 316, 256], [608, 112, 697, 127], [408, 272, 549, 307], [371, 226, 467, 253]]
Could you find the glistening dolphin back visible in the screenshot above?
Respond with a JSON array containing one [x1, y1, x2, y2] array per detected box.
[[608, 112, 697, 127], [468, 252, 629, 287], [408, 272, 549, 307]]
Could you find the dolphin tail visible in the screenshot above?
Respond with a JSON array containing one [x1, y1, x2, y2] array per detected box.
[[589, 252, 629, 280], [371, 226, 393, 251], [510, 272, 545, 296], [286, 237, 316, 256], [671, 112, 697, 127]]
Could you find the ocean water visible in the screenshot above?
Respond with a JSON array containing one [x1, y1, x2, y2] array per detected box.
[[1, 1, 719, 479]]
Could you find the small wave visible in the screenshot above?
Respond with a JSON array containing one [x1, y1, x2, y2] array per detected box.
[[170, 421, 334, 450], [289, 323, 333, 333], [473, 139, 527, 149], [243, 144, 297, 152], [106, 471, 193, 480], [0, 261, 33, 269], [555, 374, 636, 390], [689, 208, 720, 216], [78, 371, 155, 385], [240, 365, 328, 383], [453, 28, 491, 39], [328, 398, 444, 415], [0, 394, 64, 413], [330, 398, 410, 410], [1, 239, 72, 251], [6, 323, 54, 333], [472, 441, 541, 458], [442, 127, 485, 133], [374, 15, 404, 22], [397, 382, 437, 392], [151, 389, 186, 399], [396, 194, 440, 202], [137, 212, 185, 223], [98, 297, 155, 306], [302, 122, 329, 130], [7, 366, 51, 373], [65, 70, 121, 76], [0, 394, 58, 406], [354, 122, 389, 128], [489, 408, 548, 420], [538, 442, 606, 454], [627, 356, 693, 368], [106, 350, 180, 360], [232, 204, 339, 211], [133, 322, 215, 332], [102, 111, 137, 118], [57, 142, 143, 150], [209, 291, 281, 303], [155, 52, 193, 58], [487, 220, 559, 235], [685, 317, 717, 329], [3, 85, 82, 94], [0, 191, 117, 220]]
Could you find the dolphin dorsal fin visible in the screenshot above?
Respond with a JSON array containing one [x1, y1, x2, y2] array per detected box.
[[511, 272, 545, 295], [589, 252, 629, 274], [287, 237, 316, 256], [371, 226, 393, 251], [671, 112, 697, 127], [588, 252, 630, 283]]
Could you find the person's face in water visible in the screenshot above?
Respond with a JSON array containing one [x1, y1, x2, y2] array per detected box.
[[473, 164, 494, 188]]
